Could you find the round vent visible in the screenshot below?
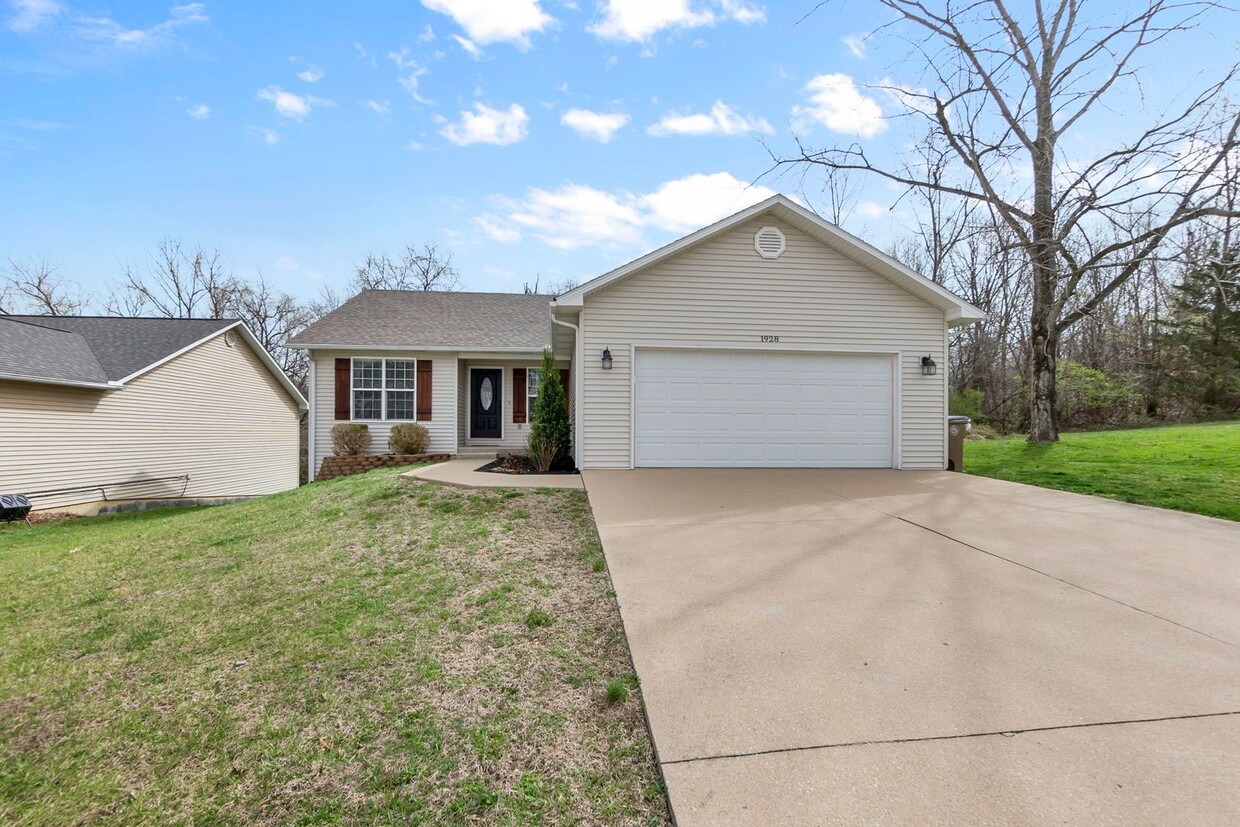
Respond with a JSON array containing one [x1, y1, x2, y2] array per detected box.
[[754, 226, 786, 259]]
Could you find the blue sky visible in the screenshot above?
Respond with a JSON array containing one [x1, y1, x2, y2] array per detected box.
[[1, 1, 1233, 301]]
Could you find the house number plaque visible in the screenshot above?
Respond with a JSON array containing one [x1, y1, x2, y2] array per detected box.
[[760, 335, 780, 343]]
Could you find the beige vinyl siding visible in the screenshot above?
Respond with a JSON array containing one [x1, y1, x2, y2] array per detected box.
[[310, 350, 458, 473], [459, 360, 569, 451], [0, 333, 300, 511], [578, 217, 948, 469]]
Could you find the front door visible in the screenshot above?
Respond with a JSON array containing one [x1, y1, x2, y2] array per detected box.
[[470, 369, 502, 439]]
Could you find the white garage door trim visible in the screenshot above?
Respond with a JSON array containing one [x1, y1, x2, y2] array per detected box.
[[629, 344, 902, 469]]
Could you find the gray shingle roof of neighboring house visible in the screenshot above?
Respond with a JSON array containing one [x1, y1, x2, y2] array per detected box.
[[0, 317, 111, 386], [289, 290, 554, 350], [1, 316, 236, 384]]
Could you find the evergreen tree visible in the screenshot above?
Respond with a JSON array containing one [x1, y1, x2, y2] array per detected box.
[[527, 349, 572, 470], [1161, 246, 1240, 414]]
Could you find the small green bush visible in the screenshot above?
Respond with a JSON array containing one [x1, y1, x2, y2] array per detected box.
[[331, 423, 371, 456], [527, 349, 573, 472], [388, 422, 430, 454], [949, 388, 987, 422]]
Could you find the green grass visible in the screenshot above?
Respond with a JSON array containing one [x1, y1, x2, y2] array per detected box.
[[0, 470, 669, 826], [964, 421, 1240, 521]]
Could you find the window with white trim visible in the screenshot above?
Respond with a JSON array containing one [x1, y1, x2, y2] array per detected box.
[[527, 368, 541, 419], [352, 358, 416, 420]]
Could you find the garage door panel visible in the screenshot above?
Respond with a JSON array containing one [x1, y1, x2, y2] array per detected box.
[[635, 349, 893, 468]]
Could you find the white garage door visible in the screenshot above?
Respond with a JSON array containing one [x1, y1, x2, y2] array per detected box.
[[634, 349, 894, 468]]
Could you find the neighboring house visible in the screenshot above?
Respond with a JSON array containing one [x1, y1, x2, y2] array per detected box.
[[292, 194, 984, 477], [0, 316, 307, 513]]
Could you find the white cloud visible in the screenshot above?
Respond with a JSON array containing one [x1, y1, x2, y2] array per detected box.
[[185, 102, 210, 119], [855, 200, 889, 219], [842, 34, 866, 58], [791, 73, 886, 138], [589, 0, 764, 44], [640, 171, 776, 232], [389, 49, 431, 103], [8, 0, 62, 33], [476, 215, 523, 243], [297, 65, 325, 83], [362, 99, 390, 115], [561, 108, 629, 142], [247, 126, 280, 145], [647, 100, 772, 137], [257, 85, 333, 121], [440, 102, 529, 146], [452, 33, 482, 58], [420, 0, 553, 48], [877, 76, 937, 115], [418, 23, 436, 42], [475, 170, 777, 249], [75, 2, 207, 47], [274, 255, 298, 270]]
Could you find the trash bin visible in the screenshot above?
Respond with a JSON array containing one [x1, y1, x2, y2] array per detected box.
[[947, 416, 971, 472]]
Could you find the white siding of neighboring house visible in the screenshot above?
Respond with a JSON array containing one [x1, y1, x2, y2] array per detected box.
[[309, 350, 458, 474], [0, 333, 301, 512], [578, 217, 949, 470]]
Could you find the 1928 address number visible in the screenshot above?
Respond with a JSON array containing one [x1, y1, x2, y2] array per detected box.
[[760, 335, 780, 343]]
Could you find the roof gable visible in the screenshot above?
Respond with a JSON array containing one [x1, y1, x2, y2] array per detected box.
[[289, 290, 554, 350], [554, 194, 985, 327]]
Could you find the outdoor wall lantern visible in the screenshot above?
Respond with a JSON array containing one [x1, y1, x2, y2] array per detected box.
[[921, 354, 938, 376], [601, 347, 614, 370]]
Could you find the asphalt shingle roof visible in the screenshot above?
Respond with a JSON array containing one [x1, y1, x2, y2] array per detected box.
[[289, 290, 554, 350], [0, 317, 110, 385], [2, 316, 235, 383]]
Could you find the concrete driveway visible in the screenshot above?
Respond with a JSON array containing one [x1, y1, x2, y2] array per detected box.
[[582, 469, 1240, 825]]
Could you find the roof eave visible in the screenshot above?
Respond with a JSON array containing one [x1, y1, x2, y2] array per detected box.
[[0, 371, 121, 390]]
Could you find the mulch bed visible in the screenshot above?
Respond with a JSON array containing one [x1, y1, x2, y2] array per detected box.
[[478, 455, 579, 476]]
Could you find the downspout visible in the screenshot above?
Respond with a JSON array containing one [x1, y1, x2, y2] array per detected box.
[[306, 352, 316, 484], [549, 302, 583, 471]]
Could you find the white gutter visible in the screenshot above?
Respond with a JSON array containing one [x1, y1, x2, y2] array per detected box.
[[288, 343, 545, 353], [549, 302, 583, 471], [0, 372, 121, 390]]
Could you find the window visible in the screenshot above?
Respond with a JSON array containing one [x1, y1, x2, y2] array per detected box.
[[527, 368, 541, 419], [353, 358, 416, 420]]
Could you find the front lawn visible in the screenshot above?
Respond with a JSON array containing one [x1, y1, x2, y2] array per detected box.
[[964, 421, 1240, 521], [0, 471, 669, 825]]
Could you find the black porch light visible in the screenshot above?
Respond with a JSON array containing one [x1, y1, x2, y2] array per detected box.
[[601, 347, 614, 370], [921, 354, 938, 376]]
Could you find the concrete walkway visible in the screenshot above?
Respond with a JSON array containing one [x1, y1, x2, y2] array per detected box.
[[403, 457, 583, 489], [583, 468, 1240, 825]]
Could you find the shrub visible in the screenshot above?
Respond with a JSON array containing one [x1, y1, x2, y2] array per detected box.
[[388, 423, 430, 454], [949, 388, 987, 422], [331, 423, 371, 456], [527, 349, 573, 471]]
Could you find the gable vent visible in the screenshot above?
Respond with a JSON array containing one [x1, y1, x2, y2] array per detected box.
[[754, 226, 786, 259]]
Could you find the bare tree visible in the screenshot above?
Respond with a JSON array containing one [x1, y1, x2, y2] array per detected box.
[[351, 243, 460, 293], [226, 273, 315, 388], [108, 239, 234, 318], [780, 0, 1240, 441], [2, 257, 91, 315]]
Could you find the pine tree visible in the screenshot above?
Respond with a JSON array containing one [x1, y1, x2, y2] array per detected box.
[[1161, 246, 1240, 414], [527, 349, 572, 471]]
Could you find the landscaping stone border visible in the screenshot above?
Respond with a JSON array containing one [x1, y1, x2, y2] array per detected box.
[[316, 454, 451, 482]]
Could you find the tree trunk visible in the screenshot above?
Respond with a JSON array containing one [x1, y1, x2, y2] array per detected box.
[[1029, 315, 1059, 442]]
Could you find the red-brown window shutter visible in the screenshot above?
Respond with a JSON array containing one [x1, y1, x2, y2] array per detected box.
[[334, 358, 351, 420], [416, 360, 433, 421], [558, 368, 570, 398], [513, 368, 527, 423]]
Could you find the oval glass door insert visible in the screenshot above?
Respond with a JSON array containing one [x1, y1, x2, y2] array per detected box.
[[480, 377, 494, 411]]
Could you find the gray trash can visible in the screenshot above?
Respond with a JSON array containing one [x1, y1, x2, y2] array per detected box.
[[947, 416, 971, 471]]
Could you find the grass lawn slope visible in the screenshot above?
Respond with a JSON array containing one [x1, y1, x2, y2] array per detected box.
[[0, 471, 669, 826], [965, 421, 1239, 521]]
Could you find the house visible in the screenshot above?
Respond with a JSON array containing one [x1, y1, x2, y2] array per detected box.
[[0, 315, 307, 513], [291, 194, 984, 477]]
